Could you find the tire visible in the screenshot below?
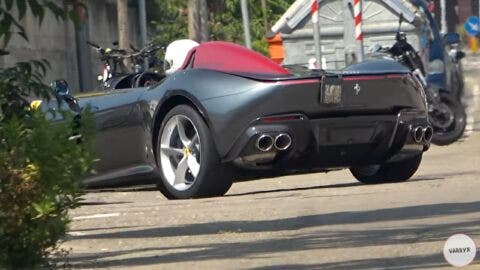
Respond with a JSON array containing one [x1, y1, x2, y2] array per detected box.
[[156, 105, 233, 199], [350, 154, 422, 184], [430, 92, 466, 146]]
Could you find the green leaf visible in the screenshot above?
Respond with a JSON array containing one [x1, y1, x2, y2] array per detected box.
[[0, 17, 12, 38], [5, 12, 26, 33], [28, 0, 45, 24], [5, 0, 15, 10], [45, 1, 66, 20], [2, 31, 12, 47], [18, 30, 29, 42], [68, 9, 81, 26], [16, 0, 27, 20]]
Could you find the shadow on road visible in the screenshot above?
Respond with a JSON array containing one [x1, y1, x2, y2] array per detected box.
[[67, 201, 480, 268], [69, 225, 141, 233], [78, 201, 131, 206], [226, 181, 362, 197], [251, 253, 446, 270], [410, 169, 480, 182], [226, 169, 480, 198]]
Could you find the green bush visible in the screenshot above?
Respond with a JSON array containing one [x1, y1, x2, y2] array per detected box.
[[0, 1, 94, 268], [0, 61, 95, 268]]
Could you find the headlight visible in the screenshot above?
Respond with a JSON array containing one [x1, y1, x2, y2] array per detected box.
[[428, 59, 444, 74]]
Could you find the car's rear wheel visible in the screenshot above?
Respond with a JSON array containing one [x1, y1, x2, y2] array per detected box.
[[156, 105, 233, 199], [350, 154, 422, 184]]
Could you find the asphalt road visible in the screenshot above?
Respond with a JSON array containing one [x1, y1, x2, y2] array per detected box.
[[61, 56, 480, 269]]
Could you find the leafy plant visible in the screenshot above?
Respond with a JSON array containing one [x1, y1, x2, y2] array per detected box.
[[149, 0, 188, 48], [0, 1, 94, 268], [0, 106, 95, 269]]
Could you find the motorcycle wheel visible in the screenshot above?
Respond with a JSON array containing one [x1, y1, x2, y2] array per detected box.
[[430, 92, 466, 146]]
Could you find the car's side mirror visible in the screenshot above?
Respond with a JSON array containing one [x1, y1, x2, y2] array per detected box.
[[50, 79, 80, 112], [62, 94, 81, 112], [444, 33, 460, 45], [51, 79, 70, 96]]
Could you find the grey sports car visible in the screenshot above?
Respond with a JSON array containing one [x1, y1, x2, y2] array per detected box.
[[63, 42, 431, 199]]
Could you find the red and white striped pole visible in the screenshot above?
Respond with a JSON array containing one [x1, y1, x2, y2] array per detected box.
[[353, 0, 364, 61], [311, 0, 319, 22], [311, 0, 322, 69]]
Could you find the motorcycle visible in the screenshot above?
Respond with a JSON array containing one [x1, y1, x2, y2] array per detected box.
[[87, 41, 164, 90], [125, 43, 165, 88], [86, 41, 128, 87], [370, 17, 466, 146]]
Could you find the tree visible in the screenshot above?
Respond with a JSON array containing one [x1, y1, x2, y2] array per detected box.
[[149, 0, 188, 47], [199, 0, 209, 42], [149, 0, 294, 54], [261, 0, 269, 33], [187, 0, 209, 42], [208, 0, 294, 54], [117, 0, 130, 50], [188, 0, 200, 41]]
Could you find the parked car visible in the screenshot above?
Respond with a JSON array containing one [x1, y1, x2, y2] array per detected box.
[[51, 42, 431, 199], [410, 0, 465, 99]]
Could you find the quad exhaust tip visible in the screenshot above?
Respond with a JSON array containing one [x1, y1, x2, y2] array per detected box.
[[413, 126, 424, 143], [274, 133, 292, 151], [256, 134, 274, 152], [256, 133, 292, 152], [423, 126, 433, 143], [412, 126, 433, 144]]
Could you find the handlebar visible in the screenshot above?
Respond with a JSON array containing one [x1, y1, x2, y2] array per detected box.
[[88, 41, 161, 59], [88, 41, 164, 74], [87, 41, 128, 57], [130, 43, 162, 57], [86, 40, 100, 49]]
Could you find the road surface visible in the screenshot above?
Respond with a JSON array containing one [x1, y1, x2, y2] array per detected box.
[[60, 56, 480, 269]]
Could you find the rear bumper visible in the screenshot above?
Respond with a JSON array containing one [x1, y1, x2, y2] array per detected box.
[[226, 109, 430, 171]]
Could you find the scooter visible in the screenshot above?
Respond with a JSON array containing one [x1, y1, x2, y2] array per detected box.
[[370, 17, 466, 146]]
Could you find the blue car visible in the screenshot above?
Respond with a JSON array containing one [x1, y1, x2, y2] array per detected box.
[[410, 0, 465, 99]]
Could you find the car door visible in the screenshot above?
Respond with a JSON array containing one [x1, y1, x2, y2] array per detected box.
[[76, 87, 149, 175]]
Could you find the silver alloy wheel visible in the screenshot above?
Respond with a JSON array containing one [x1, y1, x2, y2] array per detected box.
[[160, 115, 201, 191]]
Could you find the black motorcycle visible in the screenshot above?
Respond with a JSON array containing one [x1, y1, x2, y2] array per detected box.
[[88, 41, 164, 90], [371, 22, 466, 146]]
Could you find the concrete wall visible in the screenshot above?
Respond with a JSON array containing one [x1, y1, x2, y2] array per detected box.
[[0, 0, 139, 93]]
